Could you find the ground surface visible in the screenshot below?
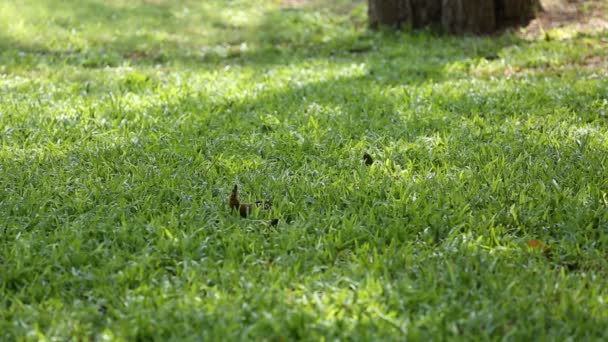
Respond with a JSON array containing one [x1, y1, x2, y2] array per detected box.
[[1, 0, 608, 340]]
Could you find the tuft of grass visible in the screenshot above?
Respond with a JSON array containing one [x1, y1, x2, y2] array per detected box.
[[1, 0, 608, 340]]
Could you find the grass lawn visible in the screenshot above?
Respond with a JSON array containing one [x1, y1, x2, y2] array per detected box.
[[1, 0, 608, 340]]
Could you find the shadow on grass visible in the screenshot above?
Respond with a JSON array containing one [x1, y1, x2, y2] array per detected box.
[[0, 0, 527, 73], [4, 1, 607, 253]]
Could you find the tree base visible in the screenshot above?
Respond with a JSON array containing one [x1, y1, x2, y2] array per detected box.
[[368, 0, 542, 34]]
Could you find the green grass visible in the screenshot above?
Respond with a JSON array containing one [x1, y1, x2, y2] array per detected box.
[[1, 0, 608, 340]]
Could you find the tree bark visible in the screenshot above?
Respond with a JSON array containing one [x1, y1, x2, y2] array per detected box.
[[441, 0, 495, 34], [368, 0, 412, 29], [368, 0, 542, 33], [410, 0, 442, 28], [495, 0, 542, 28]]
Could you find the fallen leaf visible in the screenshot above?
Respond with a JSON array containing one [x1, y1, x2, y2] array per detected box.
[[527, 239, 545, 248], [527, 239, 552, 258], [229, 184, 240, 210], [239, 203, 253, 218], [229, 184, 272, 218]]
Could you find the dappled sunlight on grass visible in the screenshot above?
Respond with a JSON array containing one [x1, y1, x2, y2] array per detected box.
[[1, 0, 608, 340]]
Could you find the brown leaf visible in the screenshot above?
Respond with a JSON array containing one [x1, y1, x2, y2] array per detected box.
[[527, 239, 545, 248], [239, 203, 253, 218], [229, 184, 240, 210], [527, 239, 552, 258], [230, 184, 272, 218]]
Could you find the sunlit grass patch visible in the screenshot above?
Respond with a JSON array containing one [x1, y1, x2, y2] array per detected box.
[[1, 0, 608, 340]]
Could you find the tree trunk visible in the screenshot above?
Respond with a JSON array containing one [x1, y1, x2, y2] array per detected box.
[[496, 0, 542, 28], [368, 0, 412, 29], [441, 0, 495, 34], [410, 0, 442, 28], [368, 0, 542, 33]]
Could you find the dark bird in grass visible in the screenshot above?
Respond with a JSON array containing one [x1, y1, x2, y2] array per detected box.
[[363, 152, 374, 166], [230, 184, 272, 218]]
